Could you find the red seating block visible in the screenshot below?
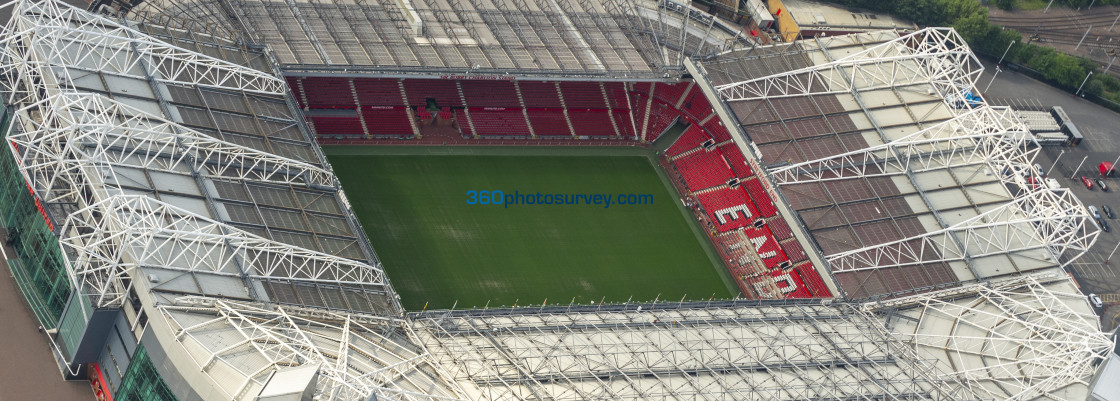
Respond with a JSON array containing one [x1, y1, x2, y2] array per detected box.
[[403, 79, 462, 107], [653, 82, 691, 106], [518, 81, 563, 108], [309, 115, 364, 137], [666, 125, 709, 158], [568, 109, 615, 137], [362, 107, 412, 136], [743, 178, 778, 217], [717, 144, 752, 178], [696, 187, 758, 232], [794, 262, 832, 298], [527, 110, 572, 137], [647, 102, 678, 141], [302, 77, 356, 109], [286, 77, 306, 109], [612, 110, 635, 138], [468, 108, 530, 136], [560, 82, 607, 109], [705, 118, 733, 142], [461, 80, 519, 108], [745, 225, 787, 268], [605, 82, 629, 109], [680, 90, 712, 120], [353, 78, 404, 107], [455, 109, 473, 136], [674, 149, 734, 191]]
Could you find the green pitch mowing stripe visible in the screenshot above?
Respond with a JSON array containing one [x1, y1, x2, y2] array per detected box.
[[329, 154, 732, 310]]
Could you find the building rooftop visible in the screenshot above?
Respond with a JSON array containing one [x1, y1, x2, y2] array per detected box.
[[131, 0, 755, 79], [694, 29, 1098, 298]]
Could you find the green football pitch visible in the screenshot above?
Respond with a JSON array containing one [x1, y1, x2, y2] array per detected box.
[[326, 148, 734, 310]]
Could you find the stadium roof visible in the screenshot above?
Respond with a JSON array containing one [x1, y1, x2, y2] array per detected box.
[[0, 0, 398, 319], [411, 271, 1110, 401], [0, 0, 1112, 399], [692, 29, 1099, 299], [130, 0, 754, 79]]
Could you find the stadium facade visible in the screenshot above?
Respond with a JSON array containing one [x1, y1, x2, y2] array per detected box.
[[0, 0, 1113, 400]]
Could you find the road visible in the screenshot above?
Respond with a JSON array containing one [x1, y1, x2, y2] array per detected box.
[[981, 57, 1120, 330], [0, 240, 93, 401]]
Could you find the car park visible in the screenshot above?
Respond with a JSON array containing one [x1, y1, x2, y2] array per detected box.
[[1098, 179, 1109, 192], [1082, 176, 1094, 189]]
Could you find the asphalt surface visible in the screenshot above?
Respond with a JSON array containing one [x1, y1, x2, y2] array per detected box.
[[0, 241, 93, 401], [0, 1, 101, 399], [979, 58, 1120, 331]]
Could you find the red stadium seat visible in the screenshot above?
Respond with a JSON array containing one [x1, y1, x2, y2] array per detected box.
[[517, 81, 563, 108], [696, 187, 759, 232], [673, 149, 733, 190], [468, 108, 530, 137], [527, 109, 572, 137]]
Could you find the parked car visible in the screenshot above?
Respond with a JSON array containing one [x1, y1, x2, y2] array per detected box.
[[1098, 179, 1110, 192], [1035, 163, 1045, 178], [1101, 219, 1111, 233], [1090, 293, 1104, 309], [1082, 176, 1094, 189], [1105, 205, 1115, 219], [1090, 205, 1101, 219]]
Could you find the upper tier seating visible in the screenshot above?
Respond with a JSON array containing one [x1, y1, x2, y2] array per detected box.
[[354, 78, 404, 107], [461, 80, 519, 108], [403, 79, 462, 107], [518, 81, 563, 108], [302, 77, 356, 109], [560, 82, 607, 109]]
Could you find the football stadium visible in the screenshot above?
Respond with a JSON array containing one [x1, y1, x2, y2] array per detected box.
[[0, 0, 1114, 399]]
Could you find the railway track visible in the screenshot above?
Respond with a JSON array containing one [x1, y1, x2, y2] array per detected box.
[[988, 10, 1120, 80]]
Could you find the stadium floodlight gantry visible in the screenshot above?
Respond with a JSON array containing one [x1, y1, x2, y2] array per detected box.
[[691, 28, 1100, 298]]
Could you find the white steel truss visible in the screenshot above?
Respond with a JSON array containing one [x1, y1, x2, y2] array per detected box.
[[826, 188, 1098, 273], [160, 297, 467, 401], [411, 302, 976, 401], [0, 0, 285, 108], [714, 28, 982, 105], [768, 106, 1032, 185], [61, 195, 388, 308], [865, 273, 1113, 400], [8, 92, 335, 208]]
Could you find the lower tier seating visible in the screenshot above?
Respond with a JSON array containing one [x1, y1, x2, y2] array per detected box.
[[696, 187, 758, 232], [527, 110, 572, 137], [674, 149, 733, 190], [468, 108, 531, 136]]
